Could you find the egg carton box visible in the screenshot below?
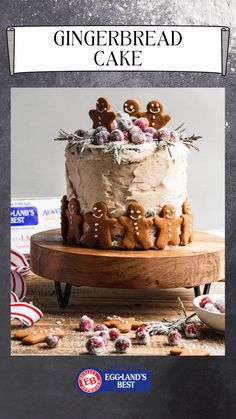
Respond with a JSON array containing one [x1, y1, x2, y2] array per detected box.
[[11, 197, 61, 255]]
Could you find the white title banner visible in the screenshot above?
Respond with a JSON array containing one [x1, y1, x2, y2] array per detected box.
[[7, 25, 229, 75]]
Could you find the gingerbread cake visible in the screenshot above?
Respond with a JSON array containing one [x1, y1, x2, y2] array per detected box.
[[57, 97, 199, 251]]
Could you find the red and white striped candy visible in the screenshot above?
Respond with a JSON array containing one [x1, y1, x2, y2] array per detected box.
[[10, 270, 26, 300], [11, 302, 43, 327], [10, 291, 19, 303], [11, 249, 30, 275], [10, 249, 43, 326]]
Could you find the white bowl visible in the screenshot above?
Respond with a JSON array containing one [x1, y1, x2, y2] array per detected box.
[[193, 294, 225, 333]]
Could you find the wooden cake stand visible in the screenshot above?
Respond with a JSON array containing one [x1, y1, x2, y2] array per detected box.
[[30, 229, 224, 307]]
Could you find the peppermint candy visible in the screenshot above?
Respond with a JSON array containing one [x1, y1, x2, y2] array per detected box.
[[10, 291, 19, 303], [11, 302, 43, 327], [10, 249, 43, 327], [11, 270, 26, 300], [11, 249, 31, 275]]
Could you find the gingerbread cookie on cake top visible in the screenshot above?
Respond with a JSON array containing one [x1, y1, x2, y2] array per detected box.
[[89, 97, 116, 132], [123, 99, 141, 118], [138, 100, 171, 129]]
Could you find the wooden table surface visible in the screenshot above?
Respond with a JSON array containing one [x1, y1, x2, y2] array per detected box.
[[11, 273, 225, 356]]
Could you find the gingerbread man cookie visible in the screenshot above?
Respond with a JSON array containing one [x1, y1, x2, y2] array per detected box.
[[61, 195, 69, 240], [14, 328, 64, 345], [89, 97, 117, 132], [123, 99, 141, 118], [118, 203, 153, 250], [104, 316, 143, 333], [180, 199, 194, 246], [82, 202, 116, 249], [154, 204, 182, 250], [170, 347, 210, 356], [138, 100, 171, 129], [65, 198, 83, 244]]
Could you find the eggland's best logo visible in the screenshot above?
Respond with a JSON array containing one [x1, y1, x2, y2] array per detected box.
[[77, 369, 102, 394]]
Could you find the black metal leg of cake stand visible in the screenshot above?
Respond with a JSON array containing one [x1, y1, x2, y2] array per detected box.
[[203, 283, 211, 295], [194, 286, 201, 297], [193, 283, 211, 297], [54, 281, 72, 308]]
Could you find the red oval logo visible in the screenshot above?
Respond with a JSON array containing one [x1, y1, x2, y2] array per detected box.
[[77, 369, 102, 394]]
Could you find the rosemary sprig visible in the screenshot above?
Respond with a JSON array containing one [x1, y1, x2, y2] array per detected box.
[[175, 123, 202, 151], [77, 138, 93, 154], [179, 134, 202, 151], [105, 142, 125, 164], [154, 139, 175, 158], [54, 129, 83, 142], [178, 296, 187, 318], [144, 297, 199, 336], [174, 122, 186, 133]]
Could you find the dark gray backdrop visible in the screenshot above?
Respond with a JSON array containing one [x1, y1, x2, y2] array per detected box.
[[0, 1, 236, 418]]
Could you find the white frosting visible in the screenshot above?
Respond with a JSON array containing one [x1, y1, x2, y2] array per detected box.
[[65, 139, 188, 220]]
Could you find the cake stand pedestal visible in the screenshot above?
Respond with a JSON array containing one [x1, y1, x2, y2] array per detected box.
[[30, 229, 224, 308]]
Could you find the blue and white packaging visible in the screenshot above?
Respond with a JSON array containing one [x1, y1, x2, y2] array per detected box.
[[11, 197, 61, 254]]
